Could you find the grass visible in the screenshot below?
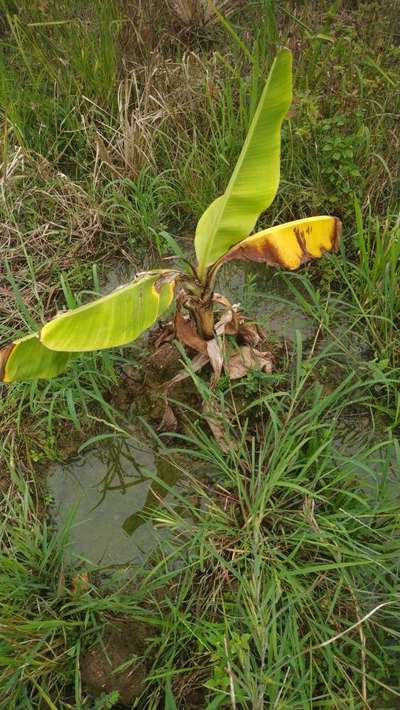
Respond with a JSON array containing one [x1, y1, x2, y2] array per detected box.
[[144, 366, 400, 708], [0, 0, 399, 707], [0, 478, 162, 709], [2, 360, 399, 708]]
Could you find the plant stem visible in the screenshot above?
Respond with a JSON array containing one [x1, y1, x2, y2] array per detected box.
[[195, 300, 215, 339]]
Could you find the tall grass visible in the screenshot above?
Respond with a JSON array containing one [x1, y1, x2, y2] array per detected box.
[[0, 477, 163, 708], [2, 351, 399, 708], [133, 358, 400, 707]]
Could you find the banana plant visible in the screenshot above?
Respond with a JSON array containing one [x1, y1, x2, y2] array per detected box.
[[0, 48, 341, 384]]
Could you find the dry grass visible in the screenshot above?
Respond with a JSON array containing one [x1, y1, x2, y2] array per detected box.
[[0, 152, 105, 333], [91, 50, 217, 185], [168, 0, 240, 28]]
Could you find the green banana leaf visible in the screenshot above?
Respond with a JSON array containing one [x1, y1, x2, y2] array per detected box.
[[41, 271, 178, 352], [1, 334, 74, 382], [194, 48, 292, 279]]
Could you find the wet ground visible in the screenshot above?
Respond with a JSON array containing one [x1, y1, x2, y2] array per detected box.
[[334, 412, 399, 504], [47, 408, 399, 570], [217, 261, 315, 341], [48, 425, 183, 567]]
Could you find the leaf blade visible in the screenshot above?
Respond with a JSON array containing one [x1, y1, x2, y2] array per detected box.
[[220, 216, 341, 270], [41, 271, 177, 352], [195, 48, 292, 277], [0, 334, 73, 382]]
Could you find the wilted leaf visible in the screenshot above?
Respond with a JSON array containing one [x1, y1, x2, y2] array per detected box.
[[164, 352, 209, 391], [237, 321, 264, 346], [203, 399, 233, 453], [158, 402, 178, 432], [212, 292, 236, 309], [303, 496, 320, 533], [221, 216, 341, 271], [213, 293, 240, 336], [71, 572, 90, 596], [215, 309, 238, 337], [175, 312, 207, 353], [226, 346, 273, 379], [207, 338, 224, 385]]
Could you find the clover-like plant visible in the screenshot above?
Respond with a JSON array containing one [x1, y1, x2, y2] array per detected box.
[[0, 49, 340, 384]]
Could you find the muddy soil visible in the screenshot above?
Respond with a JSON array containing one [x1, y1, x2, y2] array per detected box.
[[80, 617, 155, 704]]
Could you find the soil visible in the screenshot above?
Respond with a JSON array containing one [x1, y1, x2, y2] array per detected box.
[[116, 336, 202, 422], [80, 616, 156, 705]]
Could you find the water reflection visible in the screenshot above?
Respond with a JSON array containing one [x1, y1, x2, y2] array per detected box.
[[334, 413, 400, 504], [48, 431, 181, 566]]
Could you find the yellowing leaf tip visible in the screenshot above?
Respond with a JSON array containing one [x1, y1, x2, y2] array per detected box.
[[0, 343, 14, 382]]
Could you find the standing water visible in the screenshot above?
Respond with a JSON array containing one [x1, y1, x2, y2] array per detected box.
[[47, 426, 182, 567]]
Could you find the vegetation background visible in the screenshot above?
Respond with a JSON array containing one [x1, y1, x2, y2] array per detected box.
[[0, 0, 399, 708]]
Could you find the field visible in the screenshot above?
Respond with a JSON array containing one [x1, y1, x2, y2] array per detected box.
[[0, 1, 399, 708]]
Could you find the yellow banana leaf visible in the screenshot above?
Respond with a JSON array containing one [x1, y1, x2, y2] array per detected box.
[[219, 216, 341, 270], [0, 334, 73, 382], [42, 271, 178, 352], [195, 48, 292, 279]]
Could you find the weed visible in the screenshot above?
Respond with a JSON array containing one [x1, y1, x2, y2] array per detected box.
[[139, 362, 400, 707]]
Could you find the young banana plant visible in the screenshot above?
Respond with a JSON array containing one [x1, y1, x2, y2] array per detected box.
[[0, 48, 341, 384]]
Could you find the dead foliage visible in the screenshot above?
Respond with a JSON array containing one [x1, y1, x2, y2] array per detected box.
[[120, 0, 244, 61], [0, 152, 114, 332], [168, 0, 241, 29], [91, 51, 217, 183], [226, 345, 273, 380]]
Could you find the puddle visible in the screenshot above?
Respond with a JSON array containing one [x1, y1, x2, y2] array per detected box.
[[51, 258, 397, 569], [47, 427, 182, 567]]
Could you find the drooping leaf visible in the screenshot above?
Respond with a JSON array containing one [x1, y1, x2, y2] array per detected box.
[[0, 333, 74, 382], [206, 338, 224, 385], [202, 399, 233, 453], [195, 48, 292, 278], [41, 271, 178, 352], [219, 216, 341, 270]]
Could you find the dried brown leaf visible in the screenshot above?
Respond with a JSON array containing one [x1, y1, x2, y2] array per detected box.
[[158, 402, 178, 432], [164, 352, 209, 390], [175, 312, 207, 353], [215, 308, 239, 337], [237, 322, 261, 347], [71, 572, 90, 596], [202, 400, 232, 453], [207, 338, 223, 386], [226, 346, 273, 380]]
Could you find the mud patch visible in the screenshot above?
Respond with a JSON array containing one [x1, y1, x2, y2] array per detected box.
[[81, 617, 155, 704]]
